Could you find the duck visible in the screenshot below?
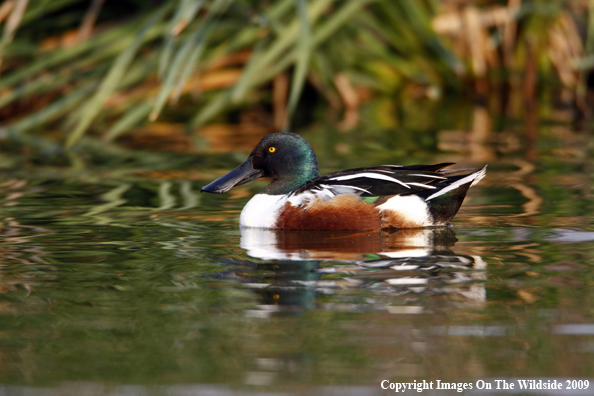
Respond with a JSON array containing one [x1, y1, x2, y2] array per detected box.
[[201, 132, 486, 230]]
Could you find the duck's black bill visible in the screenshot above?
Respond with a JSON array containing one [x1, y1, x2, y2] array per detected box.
[[201, 156, 262, 193]]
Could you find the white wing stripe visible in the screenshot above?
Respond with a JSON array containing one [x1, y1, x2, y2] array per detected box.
[[424, 166, 487, 201], [367, 169, 397, 174], [409, 173, 447, 179], [405, 182, 436, 189], [470, 166, 487, 186], [320, 184, 372, 195], [329, 172, 410, 188]]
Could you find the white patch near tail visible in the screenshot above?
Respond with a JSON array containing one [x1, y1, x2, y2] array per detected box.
[[424, 166, 487, 202], [376, 195, 432, 226]]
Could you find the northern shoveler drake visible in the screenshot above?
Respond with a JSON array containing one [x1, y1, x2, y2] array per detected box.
[[201, 132, 486, 230]]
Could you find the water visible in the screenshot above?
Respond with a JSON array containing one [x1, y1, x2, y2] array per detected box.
[[0, 105, 593, 395]]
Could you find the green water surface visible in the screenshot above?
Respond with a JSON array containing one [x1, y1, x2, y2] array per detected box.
[[0, 104, 593, 395]]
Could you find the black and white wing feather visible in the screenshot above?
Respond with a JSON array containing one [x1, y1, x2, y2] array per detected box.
[[292, 163, 486, 201]]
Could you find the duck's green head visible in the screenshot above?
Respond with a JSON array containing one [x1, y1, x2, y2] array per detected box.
[[201, 132, 320, 195]]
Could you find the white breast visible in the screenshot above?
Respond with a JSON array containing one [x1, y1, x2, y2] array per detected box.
[[239, 194, 289, 228]]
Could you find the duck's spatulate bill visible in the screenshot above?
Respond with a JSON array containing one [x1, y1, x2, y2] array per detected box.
[[201, 156, 263, 193]]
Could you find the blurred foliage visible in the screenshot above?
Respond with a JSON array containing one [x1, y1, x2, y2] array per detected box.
[[0, 0, 591, 151]]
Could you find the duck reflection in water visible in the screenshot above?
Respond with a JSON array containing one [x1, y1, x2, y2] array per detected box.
[[211, 227, 487, 316], [242, 226, 461, 261]]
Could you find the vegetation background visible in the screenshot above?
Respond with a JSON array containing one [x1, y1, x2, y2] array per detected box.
[[0, 2, 594, 389], [0, 0, 591, 155]]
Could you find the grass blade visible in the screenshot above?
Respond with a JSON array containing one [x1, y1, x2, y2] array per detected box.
[[0, 21, 140, 90], [1, 83, 94, 134], [104, 102, 153, 142], [66, 4, 171, 149], [228, 0, 334, 105], [159, 0, 204, 78], [171, 25, 211, 102], [190, 90, 232, 127], [0, 0, 29, 72], [150, 25, 205, 121], [230, 34, 270, 103], [284, 0, 312, 131], [192, 0, 368, 128], [150, 0, 230, 121]]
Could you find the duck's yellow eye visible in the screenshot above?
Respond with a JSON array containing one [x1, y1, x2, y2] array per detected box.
[[268, 146, 276, 153]]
